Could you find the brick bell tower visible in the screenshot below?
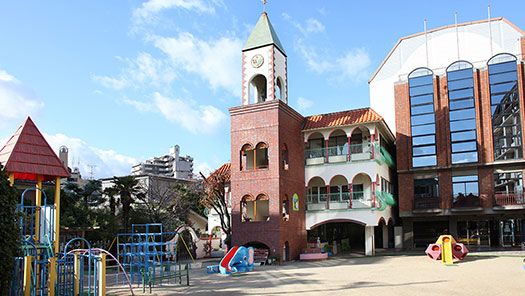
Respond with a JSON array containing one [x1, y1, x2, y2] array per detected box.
[[229, 12, 307, 261]]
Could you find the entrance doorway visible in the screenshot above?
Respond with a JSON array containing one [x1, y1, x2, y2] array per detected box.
[[500, 219, 524, 247], [308, 221, 365, 254], [457, 220, 491, 248]]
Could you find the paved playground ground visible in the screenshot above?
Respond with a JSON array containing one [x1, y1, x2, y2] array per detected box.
[[109, 254, 525, 295]]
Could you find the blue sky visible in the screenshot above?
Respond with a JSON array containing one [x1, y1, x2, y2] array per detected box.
[[0, 0, 524, 178]]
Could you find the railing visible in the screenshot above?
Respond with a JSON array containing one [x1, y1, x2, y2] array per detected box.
[[414, 196, 440, 210], [305, 142, 395, 167], [306, 192, 372, 210], [494, 192, 525, 206]]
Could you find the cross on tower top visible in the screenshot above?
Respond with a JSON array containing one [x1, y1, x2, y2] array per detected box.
[[262, 0, 267, 12]]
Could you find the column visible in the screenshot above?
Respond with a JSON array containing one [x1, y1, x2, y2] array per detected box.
[[324, 139, 329, 163], [370, 133, 375, 159], [365, 226, 375, 256], [382, 224, 389, 249], [35, 175, 43, 242], [54, 177, 61, 254], [348, 183, 353, 208], [97, 253, 107, 296], [48, 257, 56, 296], [347, 136, 351, 161], [326, 185, 330, 210]]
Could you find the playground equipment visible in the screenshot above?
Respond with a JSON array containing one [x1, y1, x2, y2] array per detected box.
[[425, 235, 469, 265], [3, 117, 117, 295], [117, 223, 190, 291], [218, 246, 255, 274]]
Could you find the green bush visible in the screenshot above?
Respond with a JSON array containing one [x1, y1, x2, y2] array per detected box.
[[0, 165, 19, 294]]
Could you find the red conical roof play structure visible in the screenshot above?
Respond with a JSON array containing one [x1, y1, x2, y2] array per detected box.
[[0, 117, 70, 181]]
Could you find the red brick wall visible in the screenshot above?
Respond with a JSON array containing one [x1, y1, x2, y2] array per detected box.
[[478, 167, 494, 208], [479, 69, 494, 163], [436, 76, 450, 168], [473, 69, 484, 165], [438, 171, 452, 209], [398, 172, 413, 212], [229, 100, 306, 260], [394, 82, 411, 171]]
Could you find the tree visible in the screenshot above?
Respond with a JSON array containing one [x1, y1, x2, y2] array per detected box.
[[135, 177, 203, 232], [200, 164, 231, 248], [108, 176, 143, 232], [0, 165, 19, 294]]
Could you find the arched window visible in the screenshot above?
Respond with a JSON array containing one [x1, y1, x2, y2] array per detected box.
[[240, 144, 254, 171], [241, 194, 270, 222], [408, 67, 437, 167], [250, 75, 267, 103], [446, 61, 478, 164], [255, 142, 269, 169], [276, 77, 284, 101], [487, 53, 522, 160], [282, 194, 290, 221], [282, 144, 289, 170]]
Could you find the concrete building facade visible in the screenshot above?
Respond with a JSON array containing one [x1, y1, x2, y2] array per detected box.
[[131, 145, 194, 179]]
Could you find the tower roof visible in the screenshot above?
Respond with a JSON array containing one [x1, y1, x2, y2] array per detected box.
[[243, 12, 286, 55], [0, 117, 70, 181]]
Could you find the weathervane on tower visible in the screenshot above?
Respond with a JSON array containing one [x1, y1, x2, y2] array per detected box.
[[262, 0, 267, 13]]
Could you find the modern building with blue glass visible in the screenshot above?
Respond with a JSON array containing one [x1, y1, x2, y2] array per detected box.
[[369, 17, 525, 249]]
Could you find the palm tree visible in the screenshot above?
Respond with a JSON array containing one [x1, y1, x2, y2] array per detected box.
[[109, 176, 143, 232]]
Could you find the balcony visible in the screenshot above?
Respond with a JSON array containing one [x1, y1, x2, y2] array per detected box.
[[306, 191, 373, 211], [413, 196, 441, 212], [305, 142, 379, 165], [494, 192, 525, 206]]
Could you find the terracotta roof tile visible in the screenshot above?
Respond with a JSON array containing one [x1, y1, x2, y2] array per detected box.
[[209, 163, 231, 182], [0, 117, 70, 181], [302, 108, 383, 131]]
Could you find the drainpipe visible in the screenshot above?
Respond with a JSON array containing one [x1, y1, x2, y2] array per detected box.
[[347, 136, 351, 162]]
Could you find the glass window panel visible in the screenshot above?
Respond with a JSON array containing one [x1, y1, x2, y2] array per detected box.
[[450, 98, 475, 111], [414, 178, 439, 197], [410, 84, 434, 96], [490, 81, 518, 94], [450, 119, 476, 132], [452, 152, 478, 164], [410, 94, 434, 106], [412, 155, 436, 167], [489, 71, 517, 84], [451, 130, 476, 142], [450, 108, 476, 121], [465, 183, 479, 196], [413, 145, 436, 156], [452, 183, 464, 196], [490, 94, 506, 106], [408, 75, 433, 87], [448, 88, 473, 100], [412, 123, 436, 136], [447, 69, 472, 81], [452, 141, 477, 152], [411, 113, 435, 126], [411, 104, 434, 115], [412, 135, 435, 146], [453, 175, 478, 182], [447, 78, 473, 91], [488, 61, 516, 75]]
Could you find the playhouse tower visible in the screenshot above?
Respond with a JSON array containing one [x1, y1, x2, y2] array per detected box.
[[230, 12, 307, 260]]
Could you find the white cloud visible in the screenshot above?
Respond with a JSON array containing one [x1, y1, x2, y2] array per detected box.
[[123, 98, 156, 112], [297, 97, 314, 110], [150, 32, 242, 96], [93, 52, 176, 90], [153, 92, 226, 134], [133, 0, 216, 23], [282, 14, 325, 36], [295, 40, 371, 83], [0, 69, 44, 128], [44, 133, 138, 179]]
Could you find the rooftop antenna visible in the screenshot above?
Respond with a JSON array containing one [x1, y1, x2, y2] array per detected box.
[[87, 164, 97, 180], [424, 18, 429, 67], [262, 0, 267, 13], [488, 1, 493, 56], [455, 12, 460, 60]]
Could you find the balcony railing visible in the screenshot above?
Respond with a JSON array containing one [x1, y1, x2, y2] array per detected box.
[[306, 191, 372, 210], [414, 196, 440, 210], [305, 142, 384, 165], [495, 192, 525, 206]]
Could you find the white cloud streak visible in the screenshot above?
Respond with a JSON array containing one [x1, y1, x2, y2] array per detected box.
[[0, 70, 44, 128], [124, 92, 226, 134], [133, 0, 216, 23], [93, 52, 176, 90], [282, 13, 325, 36], [297, 97, 314, 110], [44, 133, 138, 179], [150, 32, 242, 96]]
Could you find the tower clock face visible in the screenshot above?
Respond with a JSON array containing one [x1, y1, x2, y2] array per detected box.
[[251, 54, 264, 68]]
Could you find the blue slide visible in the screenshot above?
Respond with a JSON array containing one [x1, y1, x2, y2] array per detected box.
[[219, 246, 255, 274]]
